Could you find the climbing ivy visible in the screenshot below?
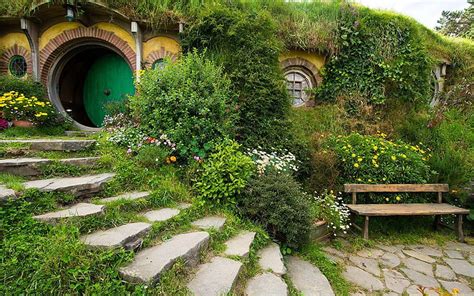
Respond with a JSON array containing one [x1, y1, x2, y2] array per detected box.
[[317, 6, 432, 105]]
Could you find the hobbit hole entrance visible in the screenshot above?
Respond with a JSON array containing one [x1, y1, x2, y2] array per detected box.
[[52, 45, 135, 128]]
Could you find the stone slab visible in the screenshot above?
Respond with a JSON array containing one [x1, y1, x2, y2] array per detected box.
[[444, 242, 474, 253], [401, 268, 439, 288], [224, 231, 256, 257], [323, 246, 346, 258], [349, 255, 381, 277], [444, 258, 474, 277], [403, 257, 434, 276], [409, 245, 443, 257], [245, 272, 288, 296], [0, 185, 16, 201], [33, 203, 104, 222], [376, 245, 400, 253], [343, 265, 384, 292], [98, 191, 150, 203], [177, 203, 192, 209], [403, 249, 436, 263], [0, 157, 99, 177], [379, 252, 400, 268], [192, 216, 226, 231], [445, 250, 464, 259], [258, 242, 287, 275], [119, 231, 209, 283], [187, 256, 242, 296], [80, 222, 152, 249], [383, 269, 410, 294], [406, 285, 438, 296], [435, 264, 456, 280], [0, 139, 96, 151], [24, 173, 115, 197], [356, 248, 384, 258], [287, 256, 335, 296], [143, 208, 180, 222]]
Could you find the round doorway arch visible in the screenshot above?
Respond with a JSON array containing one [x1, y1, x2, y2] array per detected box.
[[47, 41, 135, 130]]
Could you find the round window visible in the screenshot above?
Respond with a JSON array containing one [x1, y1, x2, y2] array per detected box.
[[152, 58, 166, 70], [284, 69, 313, 107], [9, 55, 27, 78]]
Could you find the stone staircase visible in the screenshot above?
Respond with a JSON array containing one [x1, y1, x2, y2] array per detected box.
[[0, 137, 335, 295]]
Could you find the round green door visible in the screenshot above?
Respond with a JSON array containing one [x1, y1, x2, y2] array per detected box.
[[83, 53, 135, 127]]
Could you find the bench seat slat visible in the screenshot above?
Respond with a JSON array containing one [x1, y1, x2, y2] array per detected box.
[[344, 184, 449, 193], [347, 203, 469, 216]]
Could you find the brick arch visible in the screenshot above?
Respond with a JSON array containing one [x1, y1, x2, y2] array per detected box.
[[39, 26, 136, 84], [281, 57, 322, 85], [145, 47, 179, 68], [0, 44, 33, 77]]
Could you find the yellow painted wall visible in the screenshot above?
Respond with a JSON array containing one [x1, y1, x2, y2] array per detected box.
[[94, 22, 135, 50], [143, 36, 181, 59], [279, 50, 326, 69], [39, 22, 135, 51], [39, 22, 83, 50], [0, 33, 31, 51]]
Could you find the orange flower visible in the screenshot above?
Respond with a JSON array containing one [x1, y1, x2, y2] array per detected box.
[[170, 156, 177, 163]]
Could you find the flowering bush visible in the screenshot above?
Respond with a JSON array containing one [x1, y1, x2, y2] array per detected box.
[[326, 133, 435, 203], [246, 148, 298, 175], [0, 91, 55, 123], [312, 190, 350, 236]]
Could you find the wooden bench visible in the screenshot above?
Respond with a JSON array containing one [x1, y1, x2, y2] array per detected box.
[[344, 184, 469, 242]]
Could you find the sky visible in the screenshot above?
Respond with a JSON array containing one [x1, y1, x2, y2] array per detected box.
[[355, 0, 470, 28]]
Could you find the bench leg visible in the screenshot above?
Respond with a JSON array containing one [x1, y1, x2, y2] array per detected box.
[[363, 216, 369, 240], [433, 215, 441, 230], [457, 215, 464, 242]]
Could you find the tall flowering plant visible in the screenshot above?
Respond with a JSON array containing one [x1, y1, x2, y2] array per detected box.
[[0, 91, 54, 123], [312, 190, 351, 237], [246, 148, 298, 175]]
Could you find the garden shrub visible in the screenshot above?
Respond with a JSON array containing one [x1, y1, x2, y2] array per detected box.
[[129, 51, 236, 159], [194, 139, 254, 207], [326, 133, 434, 203], [135, 145, 172, 169], [239, 171, 312, 248], [0, 75, 46, 99], [183, 6, 292, 149]]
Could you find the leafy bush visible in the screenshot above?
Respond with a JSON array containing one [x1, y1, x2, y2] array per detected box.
[[194, 139, 254, 207], [326, 133, 434, 203], [0, 75, 46, 99], [130, 51, 236, 159], [183, 6, 292, 149], [239, 171, 311, 248]]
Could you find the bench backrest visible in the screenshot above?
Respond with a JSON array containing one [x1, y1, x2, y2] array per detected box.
[[344, 184, 449, 204]]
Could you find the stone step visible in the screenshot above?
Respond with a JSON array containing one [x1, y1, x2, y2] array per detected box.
[[80, 222, 152, 250], [65, 131, 97, 137], [223, 231, 256, 257], [0, 139, 96, 151], [0, 157, 99, 176], [191, 216, 226, 231], [33, 203, 104, 222], [97, 191, 150, 203], [246, 272, 288, 296], [119, 231, 210, 283], [258, 242, 287, 275], [24, 173, 115, 197], [287, 256, 335, 296], [187, 256, 242, 296], [143, 208, 180, 222], [0, 185, 16, 201]]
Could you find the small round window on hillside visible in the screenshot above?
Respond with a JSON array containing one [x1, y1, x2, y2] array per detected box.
[[285, 69, 313, 107], [152, 58, 166, 70], [9, 55, 27, 78]]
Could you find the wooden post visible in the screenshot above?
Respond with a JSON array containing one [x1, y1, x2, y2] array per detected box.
[[457, 215, 464, 242], [433, 215, 441, 230], [352, 192, 357, 204], [438, 191, 442, 203], [363, 216, 369, 240]]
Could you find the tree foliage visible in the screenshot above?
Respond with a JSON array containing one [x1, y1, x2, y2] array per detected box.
[[436, 4, 473, 40]]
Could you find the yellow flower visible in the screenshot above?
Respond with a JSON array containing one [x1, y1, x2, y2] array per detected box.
[[391, 155, 397, 161], [400, 154, 407, 159], [396, 196, 401, 201], [373, 155, 378, 160], [357, 157, 363, 162], [452, 288, 459, 295], [170, 156, 177, 163], [351, 153, 356, 158], [353, 163, 359, 168], [385, 197, 389, 202]]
